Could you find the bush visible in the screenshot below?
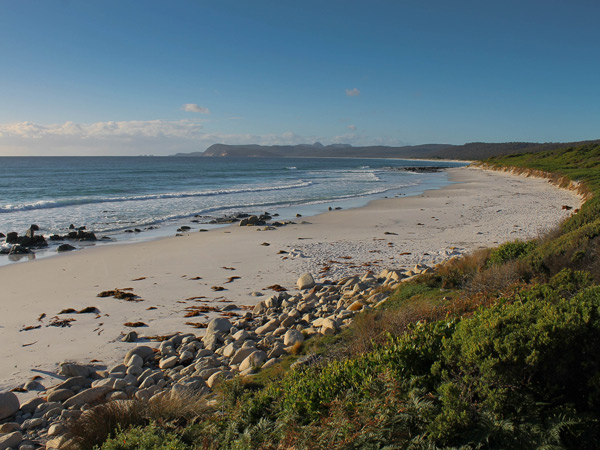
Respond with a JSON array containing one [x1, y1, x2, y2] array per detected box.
[[67, 393, 209, 450], [99, 424, 188, 450], [432, 287, 600, 445], [488, 240, 537, 266]]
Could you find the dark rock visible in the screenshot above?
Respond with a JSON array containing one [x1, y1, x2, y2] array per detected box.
[[76, 229, 97, 241], [69, 224, 75, 229], [240, 215, 267, 227], [0, 232, 4, 238], [57, 244, 76, 252], [6, 232, 18, 244], [25, 224, 39, 239], [8, 245, 32, 255]]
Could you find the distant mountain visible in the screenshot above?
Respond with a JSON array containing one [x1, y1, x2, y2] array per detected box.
[[173, 140, 600, 161]]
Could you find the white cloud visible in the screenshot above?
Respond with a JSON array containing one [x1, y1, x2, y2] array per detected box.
[[347, 124, 357, 131], [0, 119, 406, 156], [0, 119, 205, 140], [345, 88, 360, 97], [181, 103, 210, 114]]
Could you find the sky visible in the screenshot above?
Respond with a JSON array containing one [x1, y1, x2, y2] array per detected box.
[[0, 0, 599, 156]]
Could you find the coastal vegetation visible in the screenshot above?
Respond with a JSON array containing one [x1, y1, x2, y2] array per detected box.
[[183, 139, 600, 160], [68, 142, 600, 449]]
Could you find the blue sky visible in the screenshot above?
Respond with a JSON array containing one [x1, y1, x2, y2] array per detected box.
[[0, 0, 599, 155]]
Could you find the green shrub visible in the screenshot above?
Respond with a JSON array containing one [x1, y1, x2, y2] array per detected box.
[[98, 424, 188, 450], [432, 287, 600, 444], [488, 240, 537, 266]]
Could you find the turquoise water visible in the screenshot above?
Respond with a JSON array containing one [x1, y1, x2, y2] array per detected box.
[[0, 156, 465, 261]]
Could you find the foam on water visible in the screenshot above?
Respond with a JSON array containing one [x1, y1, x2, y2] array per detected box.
[[0, 156, 466, 264]]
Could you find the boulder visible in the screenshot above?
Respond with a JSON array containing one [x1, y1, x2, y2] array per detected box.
[[47, 388, 75, 403], [159, 356, 178, 370], [57, 243, 76, 252], [202, 333, 220, 352], [206, 371, 229, 388], [267, 343, 287, 359], [19, 397, 44, 415], [255, 318, 280, 335], [0, 392, 19, 420], [252, 301, 267, 316], [50, 376, 90, 392], [171, 377, 209, 397], [221, 343, 238, 358], [232, 329, 250, 341], [21, 417, 44, 430], [122, 331, 138, 342], [239, 350, 267, 372], [264, 295, 280, 309], [297, 273, 315, 290], [0, 423, 19, 433], [58, 362, 91, 378], [283, 329, 304, 347], [123, 346, 155, 364], [230, 346, 257, 365], [45, 436, 69, 450], [262, 358, 279, 370], [48, 423, 65, 437], [206, 318, 232, 335], [0, 431, 22, 450], [126, 354, 144, 368], [63, 386, 112, 408], [348, 301, 364, 312]]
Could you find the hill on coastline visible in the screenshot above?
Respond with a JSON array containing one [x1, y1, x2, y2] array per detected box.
[[173, 139, 600, 160]]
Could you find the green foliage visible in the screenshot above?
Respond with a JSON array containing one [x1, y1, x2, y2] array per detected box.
[[95, 143, 600, 450], [488, 240, 537, 266], [98, 424, 189, 450], [387, 282, 438, 303]]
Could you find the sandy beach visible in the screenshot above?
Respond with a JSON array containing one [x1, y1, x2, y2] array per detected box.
[[0, 166, 582, 392]]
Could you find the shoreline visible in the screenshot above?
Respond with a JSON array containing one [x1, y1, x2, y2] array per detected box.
[[0, 159, 463, 268], [0, 166, 582, 393]]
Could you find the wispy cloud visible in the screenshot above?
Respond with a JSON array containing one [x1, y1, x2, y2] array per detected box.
[[181, 103, 210, 114], [347, 124, 357, 131], [0, 119, 406, 156], [345, 88, 360, 97], [0, 119, 205, 139]]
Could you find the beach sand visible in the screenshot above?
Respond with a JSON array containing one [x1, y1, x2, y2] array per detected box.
[[0, 166, 582, 392]]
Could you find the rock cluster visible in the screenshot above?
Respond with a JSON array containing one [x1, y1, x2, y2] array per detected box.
[[0, 225, 98, 257], [0, 226, 47, 255], [0, 264, 432, 449], [47, 225, 96, 242]]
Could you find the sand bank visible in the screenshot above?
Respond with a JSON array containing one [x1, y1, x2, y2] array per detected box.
[[0, 166, 582, 391]]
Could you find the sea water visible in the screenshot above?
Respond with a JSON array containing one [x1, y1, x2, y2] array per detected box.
[[0, 156, 466, 263]]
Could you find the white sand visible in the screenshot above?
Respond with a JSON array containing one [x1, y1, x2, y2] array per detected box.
[[0, 166, 582, 392]]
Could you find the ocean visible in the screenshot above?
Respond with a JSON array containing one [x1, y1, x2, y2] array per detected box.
[[0, 156, 466, 263]]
